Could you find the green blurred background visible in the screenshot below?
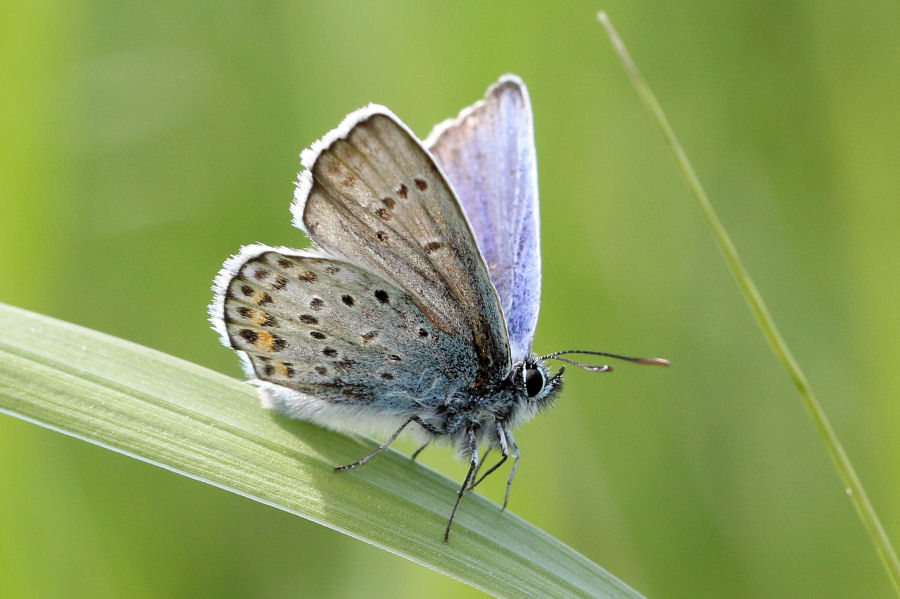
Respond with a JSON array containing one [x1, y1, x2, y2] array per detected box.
[[2, 1, 899, 597]]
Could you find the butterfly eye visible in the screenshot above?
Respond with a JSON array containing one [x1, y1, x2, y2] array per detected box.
[[524, 365, 545, 397]]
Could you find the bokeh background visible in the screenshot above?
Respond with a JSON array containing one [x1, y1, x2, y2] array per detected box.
[[2, 1, 899, 597]]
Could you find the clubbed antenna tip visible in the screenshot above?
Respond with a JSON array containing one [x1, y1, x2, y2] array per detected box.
[[634, 357, 670, 367]]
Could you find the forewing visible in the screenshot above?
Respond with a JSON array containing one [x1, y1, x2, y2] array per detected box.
[[425, 75, 541, 361], [293, 107, 510, 382], [210, 245, 478, 417]]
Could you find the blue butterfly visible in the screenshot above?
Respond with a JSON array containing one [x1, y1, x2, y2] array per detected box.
[[210, 75, 666, 541]]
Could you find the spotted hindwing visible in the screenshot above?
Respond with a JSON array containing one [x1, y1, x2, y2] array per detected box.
[[213, 246, 479, 424]]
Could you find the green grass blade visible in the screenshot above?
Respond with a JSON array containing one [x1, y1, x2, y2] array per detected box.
[[597, 11, 900, 596], [0, 302, 644, 599]]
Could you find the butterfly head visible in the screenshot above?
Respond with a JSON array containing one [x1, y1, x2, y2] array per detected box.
[[508, 357, 565, 408]]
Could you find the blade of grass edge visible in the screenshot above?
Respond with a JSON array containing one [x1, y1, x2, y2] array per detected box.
[[596, 11, 900, 596], [0, 302, 645, 599]]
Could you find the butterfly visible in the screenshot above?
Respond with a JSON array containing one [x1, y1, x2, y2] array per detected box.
[[209, 75, 667, 542]]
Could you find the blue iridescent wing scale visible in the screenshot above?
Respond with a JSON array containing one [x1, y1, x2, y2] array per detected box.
[[425, 75, 541, 362]]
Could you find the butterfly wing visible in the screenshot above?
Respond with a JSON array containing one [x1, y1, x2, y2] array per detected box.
[[293, 106, 511, 383], [425, 75, 541, 361], [211, 245, 479, 431]]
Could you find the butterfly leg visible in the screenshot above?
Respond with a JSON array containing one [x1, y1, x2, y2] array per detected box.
[[469, 426, 510, 490], [335, 416, 415, 471], [467, 447, 493, 488], [409, 415, 445, 460], [411, 415, 443, 434], [444, 426, 479, 543], [500, 426, 520, 511], [410, 442, 429, 461]]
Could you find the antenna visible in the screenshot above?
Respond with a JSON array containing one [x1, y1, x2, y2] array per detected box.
[[538, 349, 669, 372]]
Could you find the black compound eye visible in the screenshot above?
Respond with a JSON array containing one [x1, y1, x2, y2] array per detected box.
[[524, 365, 545, 397]]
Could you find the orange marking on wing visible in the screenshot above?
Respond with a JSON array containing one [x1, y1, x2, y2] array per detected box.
[[254, 330, 276, 352]]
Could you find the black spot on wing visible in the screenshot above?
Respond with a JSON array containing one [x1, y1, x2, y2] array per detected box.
[[256, 292, 273, 306]]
